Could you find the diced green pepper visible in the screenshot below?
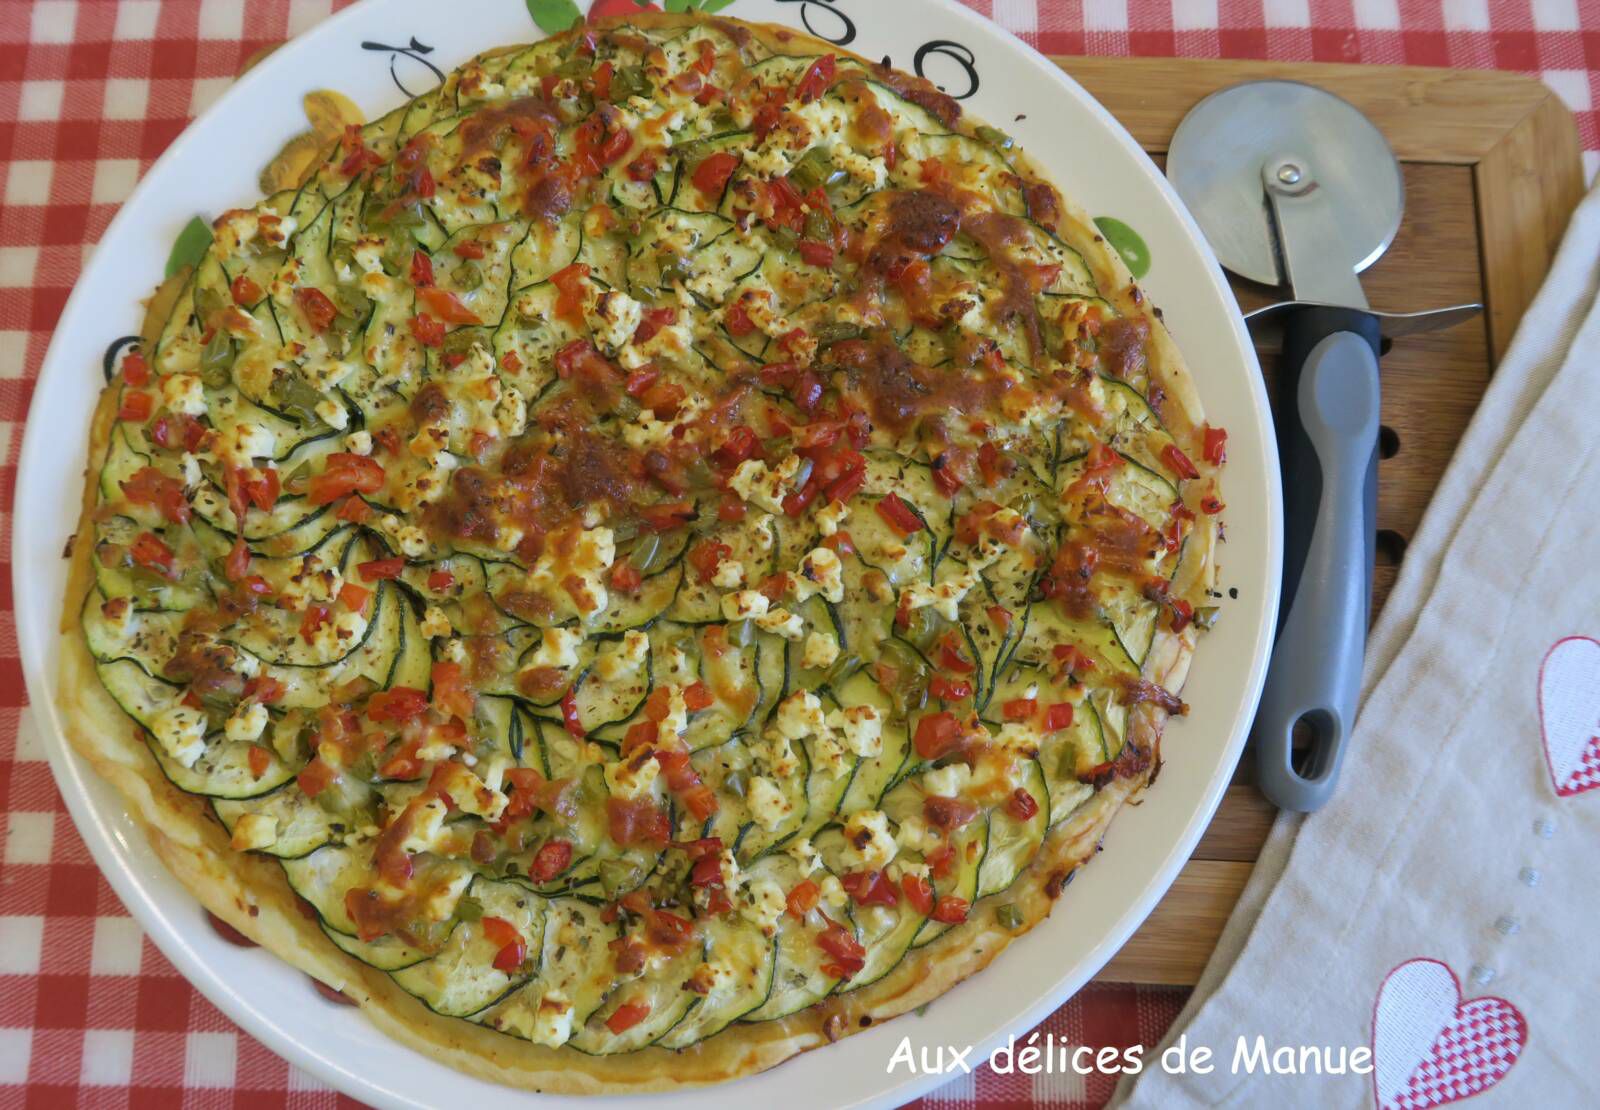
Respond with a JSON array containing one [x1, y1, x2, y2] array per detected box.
[[975, 125, 1014, 151], [455, 895, 484, 922], [995, 903, 1023, 930]]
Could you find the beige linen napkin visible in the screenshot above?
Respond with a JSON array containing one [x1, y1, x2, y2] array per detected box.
[[1118, 181, 1600, 1107]]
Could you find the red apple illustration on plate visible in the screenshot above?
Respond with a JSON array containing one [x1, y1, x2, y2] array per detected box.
[[591, 0, 661, 16]]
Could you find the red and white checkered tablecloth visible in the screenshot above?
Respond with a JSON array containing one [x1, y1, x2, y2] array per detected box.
[[0, 2, 1594, 1106]]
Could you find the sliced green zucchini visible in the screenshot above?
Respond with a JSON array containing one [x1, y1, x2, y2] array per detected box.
[[390, 878, 547, 1017]]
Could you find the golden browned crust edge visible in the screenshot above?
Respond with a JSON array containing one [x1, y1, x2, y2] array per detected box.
[[53, 9, 1208, 1093]]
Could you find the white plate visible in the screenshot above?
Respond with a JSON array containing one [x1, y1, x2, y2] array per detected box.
[[14, 1, 1281, 1105]]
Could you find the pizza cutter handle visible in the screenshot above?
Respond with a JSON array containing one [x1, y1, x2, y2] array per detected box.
[[1253, 308, 1380, 813]]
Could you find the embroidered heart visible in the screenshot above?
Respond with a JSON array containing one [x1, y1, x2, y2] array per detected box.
[[1371, 959, 1526, 1110], [1538, 636, 1600, 797]]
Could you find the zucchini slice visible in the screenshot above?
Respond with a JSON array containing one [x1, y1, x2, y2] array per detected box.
[[975, 758, 1048, 899], [390, 878, 548, 1017], [654, 914, 777, 1048]]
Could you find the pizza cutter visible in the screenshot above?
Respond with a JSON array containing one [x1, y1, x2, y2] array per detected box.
[[1167, 81, 1479, 812]]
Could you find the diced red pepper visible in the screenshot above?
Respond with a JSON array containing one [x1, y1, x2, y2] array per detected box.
[[929, 675, 972, 701], [367, 686, 430, 722], [913, 711, 962, 761], [230, 274, 262, 305], [841, 870, 899, 907], [529, 839, 573, 882], [121, 350, 150, 386], [243, 675, 285, 704], [902, 873, 934, 915], [550, 262, 591, 328], [121, 466, 191, 525], [724, 300, 755, 337], [129, 531, 177, 577], [296, 757, 337, 798], [794, 54, 836, 103], [687, 539, 732, 584], [427, 568, 455, 592], [632, 306, 678, 345], [605, 1002, 651, 1034], [932, 895, 969, 924], [1044, 702, 1075, 731], [923, 794, 980, 830], [606, 796, 671, 846], [1202, 425, 1228, 466], [714, 425, 759, 467], [416, 286, 480, 324], [875, 493, 921, 537], [1162, 443, 1199, 481], [692, 150, 740, 198], [815, 916, 865, 977], [798, 239, 835, 267], [682, 681, 714, 712], [247, 745, 272, 779], [307, 453, 385, 505], [337, 582, 370, 612], [625, 154, 659, 182], [409, 250, 434, 288], [787, 879, 820, 919], [294, 287, 337, 332], [937, 631, 975, 675], [431, 660, 475, 720], [1006, 788, 1039, 821], [1002, 698, 1037, 722], [1201, 494, 1225, 515], [118, 390, 152, 423], [409, 312, 445, 348], [452, 239, 485, 260], [358, 557, 405, 581], [637, 500, 695, 531]]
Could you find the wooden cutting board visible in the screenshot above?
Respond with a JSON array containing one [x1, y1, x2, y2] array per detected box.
[[1047, 57, 1587, 986]]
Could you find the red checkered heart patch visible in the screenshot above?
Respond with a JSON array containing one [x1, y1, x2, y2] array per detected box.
[[1372, 959, 1526, 1110], [1538, 636, 1600, 798]]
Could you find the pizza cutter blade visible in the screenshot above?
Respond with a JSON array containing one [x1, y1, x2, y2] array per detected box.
[[1167, 81, 1479, 813]]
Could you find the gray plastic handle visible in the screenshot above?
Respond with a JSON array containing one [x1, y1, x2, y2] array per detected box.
[[1253, 328, 1379, 812]]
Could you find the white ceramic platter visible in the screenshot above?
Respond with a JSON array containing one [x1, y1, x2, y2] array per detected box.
[[14, 0, 1281, 1105]]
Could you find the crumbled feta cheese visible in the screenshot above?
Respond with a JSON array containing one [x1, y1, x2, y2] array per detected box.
[[802, 630, 839, 670], [419, 606, 452, 639], [527, 992, 575, 1047], [711, 558, 746, 590], [786, 837, 823, 876], [923, 762, 971, 798], [720, 589, 769, 621], [827, 704, 883, 758], [586, 288, 642, 353], [229, 813, 278, 851], [815, 499, 850, 535], [215, 421, 276, 466], [755, 606, 803, 639], [151, 703, 208, 768], [224, 701, 269, 743], [396, 525, 429, 559], [819, 873, 848, 910], [605, 753, 661, 801], [528, 626, 584, 669], [747, 775, 793, 830], [772, 691, 826, 742], [794, 547, 844, 604], [898, 569, 978, 622], [840, 809, 897, 871], [741, 876, 786, 933], [344, 430, 373, 455], [727, 456, 802, 514], [179, 452, 202, 489], [314, 399, 349, 430], [895, 814, 941, 854], [396, 797, 450, 855], [594, 630, 649, 681]]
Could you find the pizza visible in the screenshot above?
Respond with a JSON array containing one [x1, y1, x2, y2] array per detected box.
[[59, 10, 1224, 1092]]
